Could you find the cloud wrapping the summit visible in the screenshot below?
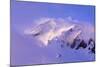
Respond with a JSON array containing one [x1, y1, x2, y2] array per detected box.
[[24, 17, 95, 46]]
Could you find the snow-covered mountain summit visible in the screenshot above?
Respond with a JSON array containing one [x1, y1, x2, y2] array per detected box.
[[24, 17, 95, 54]]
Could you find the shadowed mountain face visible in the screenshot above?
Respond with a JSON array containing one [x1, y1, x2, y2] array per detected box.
[[11, 18, 95, 66], [24, 18, 95, 53]]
